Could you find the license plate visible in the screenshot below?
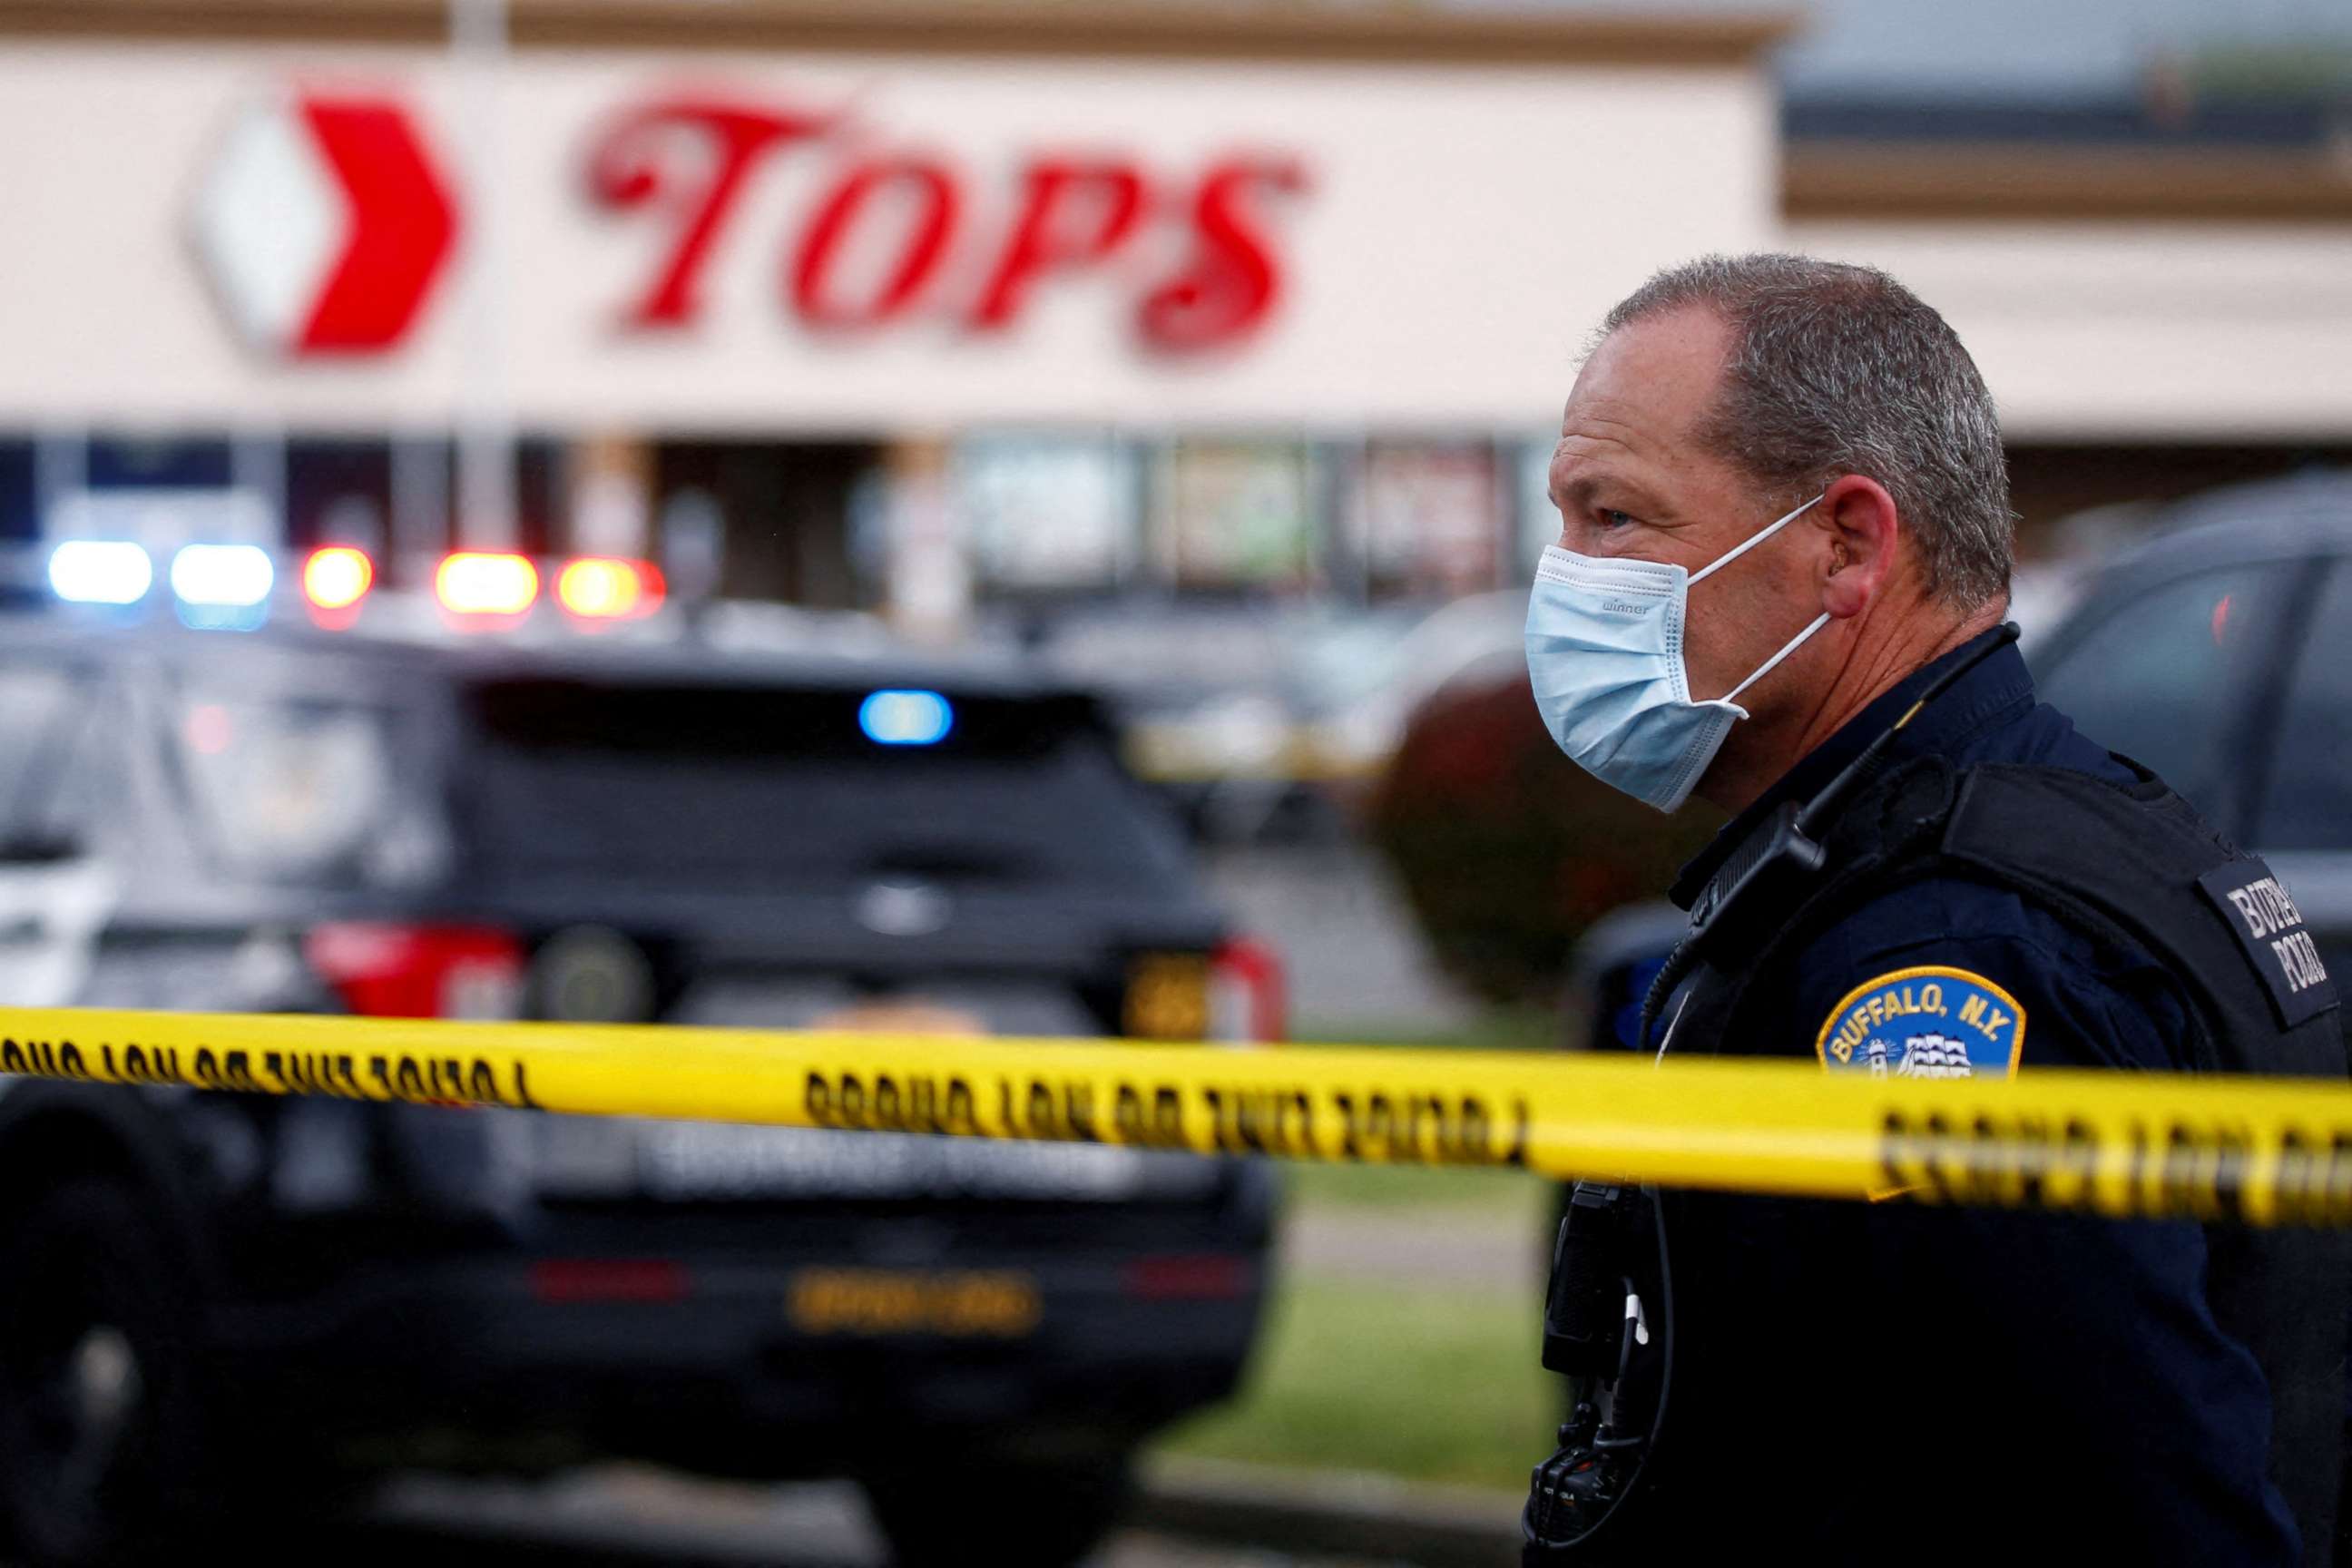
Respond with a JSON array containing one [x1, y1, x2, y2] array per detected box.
[[787, 1268, 1041, 1339]]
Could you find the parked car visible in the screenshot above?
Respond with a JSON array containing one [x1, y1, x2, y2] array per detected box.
[[2024, 470, 2352, 986], [0, 605, 1281, 1567]]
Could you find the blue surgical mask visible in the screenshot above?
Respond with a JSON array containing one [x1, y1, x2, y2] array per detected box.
[[1524, 495, 1828, 812]]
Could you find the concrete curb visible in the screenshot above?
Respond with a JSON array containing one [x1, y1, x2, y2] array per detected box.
[[1136, 1456, 1521, 1567]]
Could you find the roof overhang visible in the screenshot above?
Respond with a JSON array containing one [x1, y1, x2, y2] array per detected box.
[[0, 0, 1798, 67], [1787, 141, 2352, 223]]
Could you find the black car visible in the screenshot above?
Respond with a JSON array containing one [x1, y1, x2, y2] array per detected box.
[[0, 607, 1281, 1567]]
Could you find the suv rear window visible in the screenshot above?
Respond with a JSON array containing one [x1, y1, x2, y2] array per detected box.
[[2257, 561, 2352, 849], [2034, 560, 2298, 828], [169, 682, 447, 887], [456, 678, 1191, 892]]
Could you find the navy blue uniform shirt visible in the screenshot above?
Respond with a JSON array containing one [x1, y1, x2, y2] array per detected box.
[[1653, 629, 2300, 1563]]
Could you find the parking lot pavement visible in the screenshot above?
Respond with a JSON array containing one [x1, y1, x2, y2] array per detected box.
[[1202, 842, 1476, 1036]]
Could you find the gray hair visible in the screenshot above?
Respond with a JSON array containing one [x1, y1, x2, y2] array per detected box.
[[1600, 253, 2014, 609]]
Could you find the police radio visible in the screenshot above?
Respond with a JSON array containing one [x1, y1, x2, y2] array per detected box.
[[1522, 1174, 1674, 1559], [1521, 625, 2020, 1562], [1522, 1179, 1668, 1555]]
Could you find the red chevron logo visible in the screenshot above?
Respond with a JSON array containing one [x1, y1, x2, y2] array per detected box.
[[192, 90, 459, 358]]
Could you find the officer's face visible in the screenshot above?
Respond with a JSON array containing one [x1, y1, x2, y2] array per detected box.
[[1546, 307, 1833, 715]]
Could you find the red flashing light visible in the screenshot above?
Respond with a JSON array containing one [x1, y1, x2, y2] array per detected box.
[[557, 557, 663, 621], [436, 552, 539, 617], [303, 546, 375, 612]]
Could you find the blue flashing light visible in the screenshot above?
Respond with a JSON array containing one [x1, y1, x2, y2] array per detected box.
[[859, 689, 955, 747], [169, 544, 274, 631], [48, 541, 154, 606]]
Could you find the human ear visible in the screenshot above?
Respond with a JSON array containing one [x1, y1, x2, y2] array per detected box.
[[1818, 475, 1900, 620]]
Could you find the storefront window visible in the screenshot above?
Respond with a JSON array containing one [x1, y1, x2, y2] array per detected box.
[[1353, 440, 1504, 599], [1161, 438, 1318, 591], [46, 432, 271, 554], [0, 439, 33, 542], [512, 436, 562, 559], [289, 436, 560, 561], [655, 438, 878, 609], [955, 435, 1139, 593], [287, 438, 392, 553], [85, 435, 232, 491]]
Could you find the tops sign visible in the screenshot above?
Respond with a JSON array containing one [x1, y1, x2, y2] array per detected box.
[[193, 85, 1308, 361], [588, 95, 1308, 354], [0, 44, 1773, 427]]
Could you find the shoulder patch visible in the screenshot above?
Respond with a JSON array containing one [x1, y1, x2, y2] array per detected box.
[[2195, 860, 2338, 1029], [1816, 965, 2024, 1079]]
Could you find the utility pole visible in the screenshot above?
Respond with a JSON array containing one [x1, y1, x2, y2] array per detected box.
[[451, 0, 516, 550]]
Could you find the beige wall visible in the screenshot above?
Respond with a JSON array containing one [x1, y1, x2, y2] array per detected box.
[[1788, 220, 2352, 443]]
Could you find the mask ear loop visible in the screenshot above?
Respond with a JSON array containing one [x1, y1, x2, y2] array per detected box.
[[1723, 612, 1831, 705], [1691, 493, 1833, 708], [1687, 493, 1825, 587]]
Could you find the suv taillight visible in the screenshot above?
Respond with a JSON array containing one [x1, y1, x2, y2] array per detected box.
[[1210, 936, 1287, 1044], [305, 923, 525, 1019]]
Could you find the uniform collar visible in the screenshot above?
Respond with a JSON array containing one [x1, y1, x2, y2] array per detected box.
[[1668, 627, 2034, 911]]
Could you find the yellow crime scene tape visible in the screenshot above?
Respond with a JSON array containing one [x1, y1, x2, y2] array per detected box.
[[4, 1006, 2352, 1226]]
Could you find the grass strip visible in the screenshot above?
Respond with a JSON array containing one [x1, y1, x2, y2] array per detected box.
[[1161, 1273, 1555, 1491]]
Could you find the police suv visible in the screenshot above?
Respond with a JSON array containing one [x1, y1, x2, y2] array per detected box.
[[0, 555, 1281, 1567]]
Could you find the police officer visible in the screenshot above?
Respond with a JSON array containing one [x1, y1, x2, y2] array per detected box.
[[1517, 255, 2347, 1565]]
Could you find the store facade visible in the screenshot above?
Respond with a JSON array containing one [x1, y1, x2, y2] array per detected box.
[[2, 1, 2346, 628], [0, 1, 1783, 626]]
